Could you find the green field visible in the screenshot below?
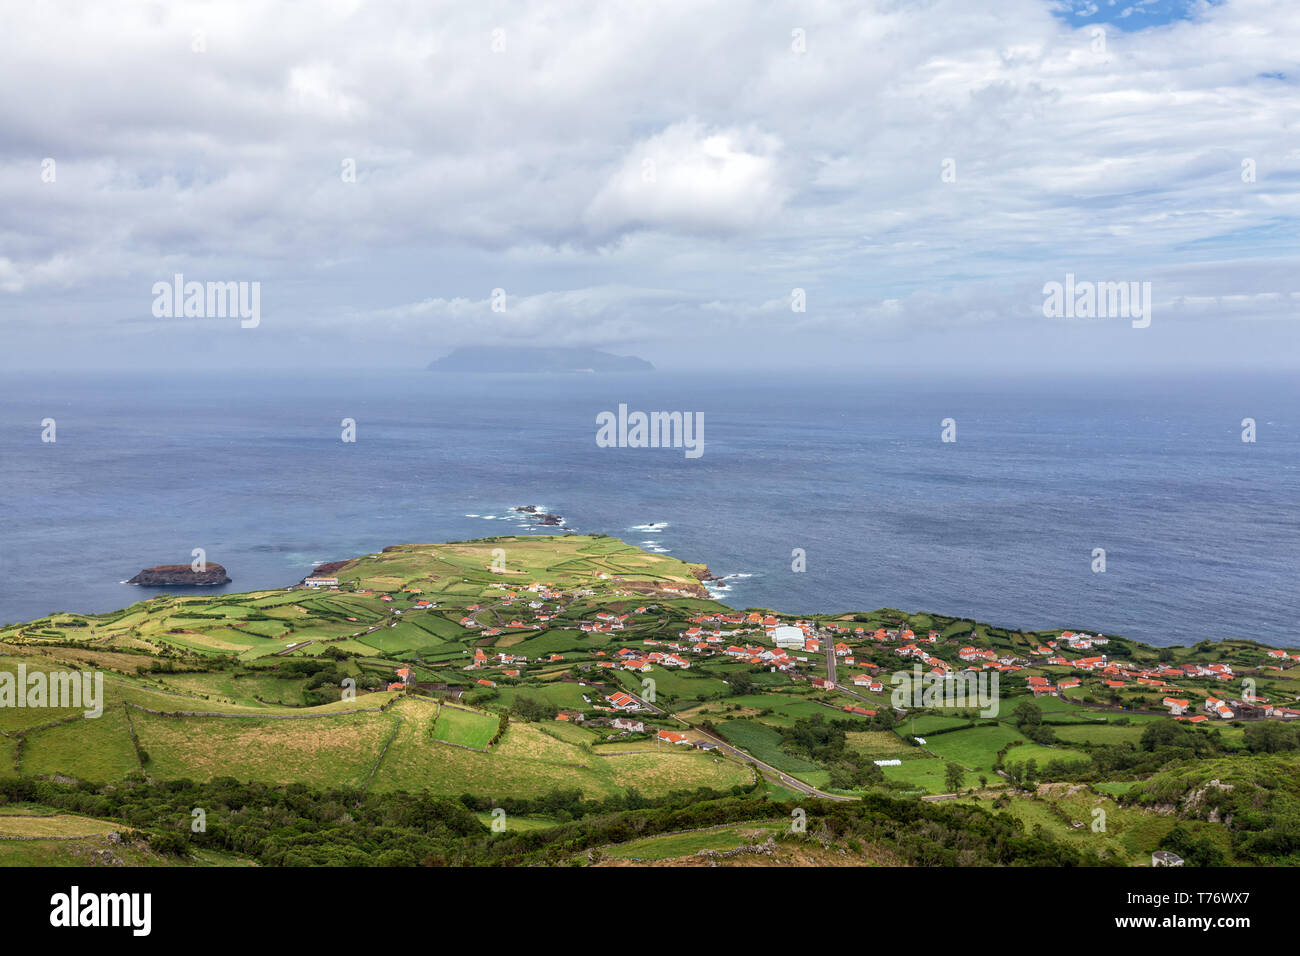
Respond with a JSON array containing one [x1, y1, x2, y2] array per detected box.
[[900, 714, 975, 736], [1003, 742, 1091, 769], [491, 682, 596, 712], [20, 707, 141, 781], [716, 719, 822, 778], [1, 533, 1290, 868], [430, 705, 500, 749], [922, 724, 1028, 773], [601, 821, 785, 861], [370, 699, 750, 799], [131, 710, 394, 787], [879, 756, 951, 794], [1053, 722, 1147, 745]]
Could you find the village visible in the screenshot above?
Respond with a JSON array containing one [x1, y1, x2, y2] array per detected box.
[[8, 535, 1298, 869], [307, 563, 1300, 757], [272, 536, 1300, 843]]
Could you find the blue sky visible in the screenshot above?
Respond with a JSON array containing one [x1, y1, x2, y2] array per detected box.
[[1053, 0, 1223, 30], [1, 0, 1297, 372]]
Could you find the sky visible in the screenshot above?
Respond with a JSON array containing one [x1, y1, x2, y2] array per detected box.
[[1, 0, 1297, 372]]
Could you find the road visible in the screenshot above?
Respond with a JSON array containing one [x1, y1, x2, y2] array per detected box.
[[291, 594, 965, 803], [677, 722, 858, 802], [622, 688, 666, 716]]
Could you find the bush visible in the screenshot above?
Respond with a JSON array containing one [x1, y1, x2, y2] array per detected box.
[[147, 831, 190, 856]]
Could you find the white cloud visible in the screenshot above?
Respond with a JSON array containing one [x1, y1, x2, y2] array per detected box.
[[584, 120, 787, 237], [0, 0, 1297, 369]]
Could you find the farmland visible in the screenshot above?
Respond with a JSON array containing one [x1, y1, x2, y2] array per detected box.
[[2, 533, 1298, 867], [430, 703, 500, 749]]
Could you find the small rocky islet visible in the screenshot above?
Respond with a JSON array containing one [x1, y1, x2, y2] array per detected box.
[[126, 563, 231, 587]]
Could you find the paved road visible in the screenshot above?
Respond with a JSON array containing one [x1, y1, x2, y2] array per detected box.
[[678, 721, 858, 802], [623, 688, 666, 717], [836, 684, 880, 705], [273, 641, 314, 656]]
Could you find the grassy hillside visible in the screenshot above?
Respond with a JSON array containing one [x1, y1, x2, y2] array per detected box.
[[3, 533, 1298, 866]]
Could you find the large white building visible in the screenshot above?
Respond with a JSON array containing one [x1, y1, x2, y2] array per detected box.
[[771, 625, 806, 650]]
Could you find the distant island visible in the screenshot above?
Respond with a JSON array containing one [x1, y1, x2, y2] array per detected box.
[[427, 346, 653, 374]]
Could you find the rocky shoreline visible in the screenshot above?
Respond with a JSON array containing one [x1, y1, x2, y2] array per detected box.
[[298, 559, 351, 585]]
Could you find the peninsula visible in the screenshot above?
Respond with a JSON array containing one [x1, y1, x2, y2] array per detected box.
[[3, 535, 1297, 868]]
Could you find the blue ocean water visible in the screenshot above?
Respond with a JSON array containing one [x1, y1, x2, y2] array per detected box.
[[0, 369, 1296, 647]]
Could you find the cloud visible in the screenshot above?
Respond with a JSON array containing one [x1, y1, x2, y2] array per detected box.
[[584, 120, 787, 238], [362, 285, 703, 350], [0, 0, 1297, 369]]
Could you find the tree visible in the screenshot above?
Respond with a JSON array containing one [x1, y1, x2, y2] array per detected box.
[[146, 831, 190, 856], [1187, 839, 1225, 867], [728, 673, 755, 696], [945, 763, 965, 793], [1140, 720, 1201, 753], [1027, 723, 1057, 745], [1244, 721, 1300, 754], [510, 695, 557, 722], [1012, 699, 1042, 729]]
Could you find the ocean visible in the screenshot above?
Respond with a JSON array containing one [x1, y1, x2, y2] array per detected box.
[[1, 368, 1296, 647]]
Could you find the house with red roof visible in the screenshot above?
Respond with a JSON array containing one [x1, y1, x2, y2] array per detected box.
[[1205, 697, 1235, 719]]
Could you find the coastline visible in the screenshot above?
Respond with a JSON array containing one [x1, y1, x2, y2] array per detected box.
[[8, 530, 1294, 662]]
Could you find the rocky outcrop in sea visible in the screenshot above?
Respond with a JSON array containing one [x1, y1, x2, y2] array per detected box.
[[127, 564, 231, 587]]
